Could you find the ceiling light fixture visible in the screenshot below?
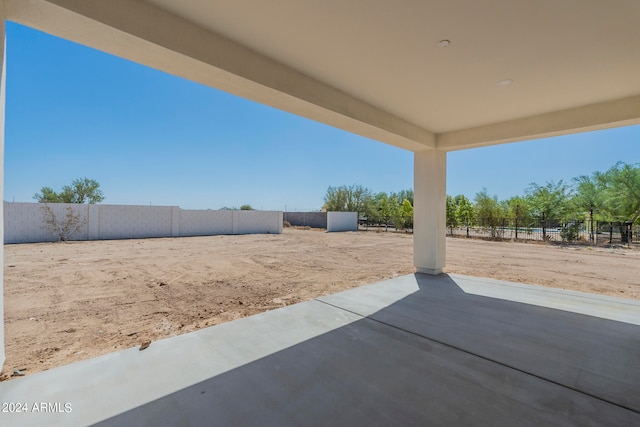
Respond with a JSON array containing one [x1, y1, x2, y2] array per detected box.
[[436, 40, 451, 48], [497, 79, 514, 87]]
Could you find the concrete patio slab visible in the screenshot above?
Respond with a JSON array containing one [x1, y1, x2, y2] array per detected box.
[[319, 274, 640, 414], [0, 274, 638, 426], [0, 299, 359, 426], [450, 273, 640, 326]]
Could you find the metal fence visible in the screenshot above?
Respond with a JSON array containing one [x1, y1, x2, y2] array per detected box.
[[448, 218, 639, 247]]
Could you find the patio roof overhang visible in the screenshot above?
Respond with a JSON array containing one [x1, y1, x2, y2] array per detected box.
[[4, 0, 640, 152]]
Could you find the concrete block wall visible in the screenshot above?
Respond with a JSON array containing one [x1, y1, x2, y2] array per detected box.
[[4, 202, 89, 243], [237, 210, 282, 234], [178, 210, 282, 236], [4, 202, 282, 243], [95, 205, 174, 240], [327, 211, 358, 232], [283, 212, 327, 228], [179, 209, 234, 236]]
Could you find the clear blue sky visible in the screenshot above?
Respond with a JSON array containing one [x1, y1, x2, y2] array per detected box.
[[5, 22, 639, 210]]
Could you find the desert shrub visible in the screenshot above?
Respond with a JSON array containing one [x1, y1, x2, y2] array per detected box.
[[40, 205, 86, 241], [560, 221, 581, 242]]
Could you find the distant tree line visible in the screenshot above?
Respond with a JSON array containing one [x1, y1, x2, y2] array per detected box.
[[446, 162, 639, 242], [323, 184, 414, 231], [324, 162, 640, 241]]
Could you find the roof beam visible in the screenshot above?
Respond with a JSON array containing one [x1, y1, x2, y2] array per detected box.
[[4, 0, 435, 151], [437, 95, 640, 151]]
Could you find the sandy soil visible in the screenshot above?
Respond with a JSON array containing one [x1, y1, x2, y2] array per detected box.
[[2, 228, 639, 381]]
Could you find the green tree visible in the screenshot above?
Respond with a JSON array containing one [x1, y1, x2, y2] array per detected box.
[[505, 196, 534, 240], [526, 180, 569, 241], [401, 199, 414, 229], [240, 204, 254, 210], [34, 186, 63, 203], [474, 189, 505, 238], [374, 192, 394, 231], [597, 162, 640, 223], [323, 184, 373, 217], [446, 195, 459, 233], [395, 189, 414, 206], [596, 162, 640, 243], [388, 193, 405, 231], [454, 195, 475, 237], [391, 205, 404, 231], [364, 198, 381, 225], [34, 178, 105, 204], [572, 174, 605, 242]]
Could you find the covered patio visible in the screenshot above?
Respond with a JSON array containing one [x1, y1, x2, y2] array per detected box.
[[0, 1, 639, 424], [1, 273, 639, 425]]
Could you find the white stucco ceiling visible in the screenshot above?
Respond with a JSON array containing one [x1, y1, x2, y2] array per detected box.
[[5, 0, 640, 151], [148, 0, 640, 133]]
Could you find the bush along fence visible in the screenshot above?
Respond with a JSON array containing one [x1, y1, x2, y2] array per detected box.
[[447, 217, 639, 246]]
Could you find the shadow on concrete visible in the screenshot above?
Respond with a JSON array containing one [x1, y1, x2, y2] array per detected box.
[[96, 274, 640, 426]]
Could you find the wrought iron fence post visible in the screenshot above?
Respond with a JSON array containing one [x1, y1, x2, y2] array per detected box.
[[609, 223, 613, 244]]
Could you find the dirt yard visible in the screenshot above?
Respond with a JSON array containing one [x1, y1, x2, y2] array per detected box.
[[2, 228, 639, 381]]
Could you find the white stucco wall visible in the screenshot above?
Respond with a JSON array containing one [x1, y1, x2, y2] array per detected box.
[[236, 210, 283, 234], [3, 203, 282, 243], [179, 209, 234, 236], [95, 205, 173, 240], [4, 202, 89, 243], [326, 212, 358, 232]]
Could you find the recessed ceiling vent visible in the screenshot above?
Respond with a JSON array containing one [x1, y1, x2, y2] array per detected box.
[[497, 79, 514, 87]]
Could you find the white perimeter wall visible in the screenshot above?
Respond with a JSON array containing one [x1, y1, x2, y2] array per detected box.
[[326, 211, 358, 232], [4, 202, 282, 243]]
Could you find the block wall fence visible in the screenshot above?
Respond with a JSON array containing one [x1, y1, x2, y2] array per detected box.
[[284, 211, 358, 232], [283, 212, 327, 228], [326, 212, 358, 232], [3, 202, 282, 244]]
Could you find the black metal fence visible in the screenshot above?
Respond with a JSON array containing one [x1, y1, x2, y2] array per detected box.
[[448, 218, 639, 247]]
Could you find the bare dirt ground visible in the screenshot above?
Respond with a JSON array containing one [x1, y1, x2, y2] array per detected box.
[[2, 228, 639, 381]]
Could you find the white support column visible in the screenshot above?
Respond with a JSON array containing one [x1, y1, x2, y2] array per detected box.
[[414, 150, 446, 275], [0, 16, 6, 369]]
